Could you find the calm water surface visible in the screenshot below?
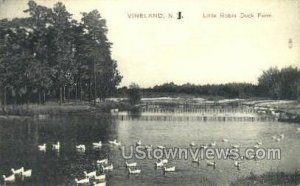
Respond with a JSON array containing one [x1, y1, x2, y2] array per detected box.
[[0, 113, 299, 186]]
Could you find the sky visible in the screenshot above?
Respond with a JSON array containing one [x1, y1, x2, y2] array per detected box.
[[0, 0, 300, 87]]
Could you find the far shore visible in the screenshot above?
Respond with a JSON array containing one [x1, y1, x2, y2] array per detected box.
[[0, 97, 299, 123]]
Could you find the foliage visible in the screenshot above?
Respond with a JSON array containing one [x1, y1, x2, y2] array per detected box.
[[258, 66, 300, 100], [128, 83, 141, 105], [0, 1, 121, 105]]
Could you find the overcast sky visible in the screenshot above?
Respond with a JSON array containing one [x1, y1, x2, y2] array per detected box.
[[1, 0, 299, 87]]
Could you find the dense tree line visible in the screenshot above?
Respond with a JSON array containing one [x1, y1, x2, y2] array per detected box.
[[0, 1, 122, 105], [138, 66, 300, 100], [147, 82, 258, 98], [258, 66, 300, 100]]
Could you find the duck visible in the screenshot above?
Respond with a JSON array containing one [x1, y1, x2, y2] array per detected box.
[[94, 174, 106, 181], [108, 139, 116, 144], [190, 142, 196, 147], [11, 167, 24, 174], [297, 128, 300, 132], [279, 134, 285, 139], [97, 158, 108, 165], [125, 162, 137, 167], [145, 145, 153, 150], [162, 166, 175, 172], [52, 142, 60, 151], [155, 161, 164, 167], [128, 168, 141, 174], [76, 144, 86, 152], [38, 144, 46, 151], [271, 136, 277, 140], [275, 138, 281, 142], [2, 174, 15, 183], [157, 145, 165, 149], [222, 138, 229, 142], [75, 177, 89, 185], [23, 169, 32, 178], [209, 141, 216, 147], [234, 161, 241, 168], [232, 144, 240, 149], [136, 140, 142, 146], [93, 181, 106, 186], [200, 144, 208, 149], [84, 170, 96, 178], [192, 158, 200, 165], [206, 160, 216, 168], [92, 141, 102, 148], [253, 144, 260, 149], [155, 159, 168, 167], [109, 139, 121, 146], [256, 141, 262, 146], [101, 164, 113, 171], [160, 159, 168, 164]]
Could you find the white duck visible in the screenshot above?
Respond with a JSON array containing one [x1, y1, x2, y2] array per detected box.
[[234, 161, 241, 168], [155, 159, 168, 167], [92, 141, 102, 148], [275, 138, 281, 142], [279, 134, 285, 139], [136, 140, 142, 146], [76, 144, 86, 152], [11, 167, 24, 174], [190, 142, 196, 147], [206, 160, 216, 168], [209, 141, 216, 147], [109, 139, 121, 146], [38, 144, 46, 151], [253, 144, 260, 149], [192, 158, 200, 165], [84, 170, 96, 178], [222, 139, 229, 142], [157, 145, 165, 149], [97, 158, 108, 165], [52, 142, 60, 150], [2, 174, 15, 183], [162, 166, 175, 172], [200, 144, 208, 149], [75, 177, 89, 184], [128, 168, 141, 174], [125, 162, 137, 167], [93, 181, 106, 186], [256, 141, 262, 146], [101, 164, 113, 171], [94, 174, 106, 181], [23, 169, 32, 178], [297, 128, 300, 132], [232, 144, 240, 149], [145, 145, 153, 150]]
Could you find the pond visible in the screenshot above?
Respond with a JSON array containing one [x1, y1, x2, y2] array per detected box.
[[0, 112, 299, 185]]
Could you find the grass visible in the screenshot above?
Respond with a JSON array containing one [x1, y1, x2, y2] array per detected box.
[[0, 101, 93, 116], [231, 170, 300, 186]]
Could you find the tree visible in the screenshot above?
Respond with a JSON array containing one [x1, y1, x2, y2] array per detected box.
[[128, 83, 141, 106]]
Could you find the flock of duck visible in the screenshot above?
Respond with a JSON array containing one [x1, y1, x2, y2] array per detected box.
[[2, 127, 299, 185]]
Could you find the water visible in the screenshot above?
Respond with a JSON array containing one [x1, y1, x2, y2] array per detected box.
[[0, 113, 299, 186]]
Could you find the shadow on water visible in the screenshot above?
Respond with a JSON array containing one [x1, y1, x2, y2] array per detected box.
[[0, 114, 118, 185], [128, 107, 142, 119]]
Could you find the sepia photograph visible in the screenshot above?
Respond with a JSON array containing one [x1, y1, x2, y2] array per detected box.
[[0, 0, 299, 185]]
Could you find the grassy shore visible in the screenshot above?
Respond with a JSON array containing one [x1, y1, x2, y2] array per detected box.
[[0, 102, 93, 116], [231, 171, 300, 186]]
